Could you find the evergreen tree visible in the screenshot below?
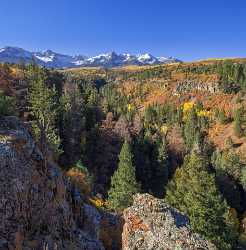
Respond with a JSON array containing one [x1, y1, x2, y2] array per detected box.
[[240, 168, 246, 191], [217, 61, 240, 93], [144, 105, 157, 129], [151, 137, 169, 197], [234, 106, 244, 137], [28, 67, 61, 161], [0, 91, 16, 117], [108, 141, 139, 211], [212, 150, 243, 181], [59, 85, 85, 167], [166, 152, 238, 249], [133, 132, 153, 193], [212, 150, 244, 212], [183, 106, 199, 149], [216, 109, 229, 125], [242, 65, 246, 91]]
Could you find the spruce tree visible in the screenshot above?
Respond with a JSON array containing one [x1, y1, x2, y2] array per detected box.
[[108, 141, 139, 211], [166, 152, 238, 249]]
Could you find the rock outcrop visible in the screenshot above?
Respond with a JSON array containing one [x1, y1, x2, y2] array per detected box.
[[0, 116, 104, 250], [173, 80, 219, 95], [122, 194, 216, 250]]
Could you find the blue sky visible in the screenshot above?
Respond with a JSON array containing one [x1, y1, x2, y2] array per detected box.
[[0, 0, 246, 61]]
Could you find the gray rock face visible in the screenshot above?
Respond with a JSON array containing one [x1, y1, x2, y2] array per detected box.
[[0, 116, 104, 250], [173, 80, 219, 95], [122, 194, 216, 250]]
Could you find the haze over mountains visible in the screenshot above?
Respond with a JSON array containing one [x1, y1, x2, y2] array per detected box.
[[0, 46, 181, 68]]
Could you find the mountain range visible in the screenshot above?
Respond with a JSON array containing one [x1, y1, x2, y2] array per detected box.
[[0, 46, 181, 68]]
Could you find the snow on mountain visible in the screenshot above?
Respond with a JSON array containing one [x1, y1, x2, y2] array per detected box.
[[157, 56, 181, 63], [35, 54, 54, 63], [33, 50, 85, 68], [0, 46, 181, 68], [72, 59, 86, 66], [137, 53, 158, 64], [72, 55, 87, 64]]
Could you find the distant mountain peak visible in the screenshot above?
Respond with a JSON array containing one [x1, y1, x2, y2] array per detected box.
[[44, 49, 55, 54], [0, 46, 181, 68], [137, 53, 157, 64]]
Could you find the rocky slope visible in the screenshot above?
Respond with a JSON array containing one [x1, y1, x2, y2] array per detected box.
[[0, 46, 181, 68], [0, 116, 105, 250], [122, 194, 216, 250]]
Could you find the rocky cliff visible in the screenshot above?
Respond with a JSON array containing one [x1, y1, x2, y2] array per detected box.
[[0, 116, 104, 250], [122, 194, 216, 250], [0, 117, 217, 250]]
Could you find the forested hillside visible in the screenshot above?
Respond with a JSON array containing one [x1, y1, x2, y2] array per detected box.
[[1, 59, 246, 249]]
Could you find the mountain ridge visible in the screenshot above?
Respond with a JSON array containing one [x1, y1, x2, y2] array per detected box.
[[0, 46, 181, 68]]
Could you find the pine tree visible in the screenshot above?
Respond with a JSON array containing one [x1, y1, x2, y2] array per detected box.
[[166, 152, 238, 249], [108, 141, 139, 211]]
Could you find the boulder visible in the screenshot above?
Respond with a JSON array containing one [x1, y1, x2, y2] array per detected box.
[[122, 193, 216, 250]]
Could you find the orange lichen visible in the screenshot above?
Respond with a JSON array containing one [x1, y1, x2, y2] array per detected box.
[[127, 215, 149, 232]]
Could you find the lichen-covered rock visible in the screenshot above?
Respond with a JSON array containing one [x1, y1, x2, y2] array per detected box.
[[122, 193, 216, 250], [0, 116, 104, 250]]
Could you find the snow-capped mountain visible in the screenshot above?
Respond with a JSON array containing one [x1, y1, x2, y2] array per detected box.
[[0, 46, 181, 68], [33, 50, 88, 68], [0, 47, 33, 64], [137, 53, 158, 64]]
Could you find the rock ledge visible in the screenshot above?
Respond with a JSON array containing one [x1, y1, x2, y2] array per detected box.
[[123, 193, 216, 250]]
